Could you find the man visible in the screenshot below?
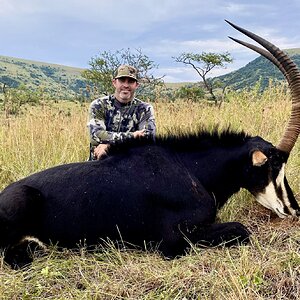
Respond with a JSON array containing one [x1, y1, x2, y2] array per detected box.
[[87, 64, 156, 160]]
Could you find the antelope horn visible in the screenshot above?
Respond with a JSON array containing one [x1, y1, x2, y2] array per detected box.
[[226, 20, 300, 154], [228, 37, 288, 82]]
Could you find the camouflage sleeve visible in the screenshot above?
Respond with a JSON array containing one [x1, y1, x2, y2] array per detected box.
[[138, 104, 156, 140], [87, 98, 134, 145]]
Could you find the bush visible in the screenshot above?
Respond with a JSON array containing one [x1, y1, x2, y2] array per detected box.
[[175, 85, 205, 101], [0, 84, 44, 116]]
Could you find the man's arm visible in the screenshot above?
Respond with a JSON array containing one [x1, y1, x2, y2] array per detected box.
[[137, 104, 156, 140]]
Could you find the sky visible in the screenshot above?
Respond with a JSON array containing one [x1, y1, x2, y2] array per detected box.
[[1, 0, 300, 82]]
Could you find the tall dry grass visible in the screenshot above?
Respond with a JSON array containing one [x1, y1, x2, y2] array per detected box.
[[0, 83, 299, 299], [0, 102, 88, 189]]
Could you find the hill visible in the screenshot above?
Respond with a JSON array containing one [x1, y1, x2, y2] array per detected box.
[[0, 55, 88, 99], [1, 48, 300, 99], [216, 48, 300, 90]]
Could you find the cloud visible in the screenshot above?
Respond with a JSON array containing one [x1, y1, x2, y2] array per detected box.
[[0, 0, 300, 82], [142, 37, 256, 64]]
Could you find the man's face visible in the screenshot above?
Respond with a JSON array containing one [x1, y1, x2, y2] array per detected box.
[[113, 77, 139, 103]]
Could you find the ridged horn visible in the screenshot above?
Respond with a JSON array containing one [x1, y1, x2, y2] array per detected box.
[[228, 37, 288, 82], [226, 20, 300, 154]]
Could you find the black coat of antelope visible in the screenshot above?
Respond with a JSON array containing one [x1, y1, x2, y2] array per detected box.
[[0, 21, 300, 267]]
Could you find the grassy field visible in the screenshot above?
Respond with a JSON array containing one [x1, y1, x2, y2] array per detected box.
[[0, 84, 299, 299]]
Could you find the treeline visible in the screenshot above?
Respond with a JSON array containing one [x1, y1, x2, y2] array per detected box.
[[2, 47, 298, 114], [0, 78, 288, 119], [0, 48, 233, 105], [0, 81, 210, 117]]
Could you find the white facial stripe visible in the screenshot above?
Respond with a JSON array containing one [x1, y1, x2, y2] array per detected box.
[[276, 163, 285, 186], [256, 163, 296, 217], [256, 181, 286, 217], [276, 163, 297, 216]]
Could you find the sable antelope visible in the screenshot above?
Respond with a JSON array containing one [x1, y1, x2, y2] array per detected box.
[[0, 21, 299, 267]]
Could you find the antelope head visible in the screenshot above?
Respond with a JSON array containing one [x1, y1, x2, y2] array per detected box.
[[226, 20, 300, 218]]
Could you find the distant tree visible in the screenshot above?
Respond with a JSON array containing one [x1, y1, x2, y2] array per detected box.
[[173, 52, 233, 103], [0, 84, 42, 117], [82, 48, 164, 100], [175, 85, 205, 101]]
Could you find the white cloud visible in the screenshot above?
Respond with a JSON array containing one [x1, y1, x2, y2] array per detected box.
[[0, 0, 300, 82], [143, 38, 251, 62], [0, 0, 14, 15], [224, 3, 248, 13], [155, 66, 200, 83]]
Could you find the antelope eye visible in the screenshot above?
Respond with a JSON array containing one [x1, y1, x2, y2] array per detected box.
[[270, 157, 281, 168]]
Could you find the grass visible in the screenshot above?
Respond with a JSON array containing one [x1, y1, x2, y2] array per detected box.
[[0, 84, 299, 299]]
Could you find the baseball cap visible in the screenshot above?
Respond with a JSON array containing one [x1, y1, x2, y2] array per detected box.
[[114, 65, 138, 81]]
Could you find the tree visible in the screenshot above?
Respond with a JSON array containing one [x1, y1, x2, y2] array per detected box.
[[173, 52, 233, 103], [175, 85, 205, 101], [0, 83, 42, 117], [82, 48, 164, 100]]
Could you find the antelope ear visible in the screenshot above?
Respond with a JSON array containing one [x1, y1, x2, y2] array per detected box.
[[252, 150, 268, 166]]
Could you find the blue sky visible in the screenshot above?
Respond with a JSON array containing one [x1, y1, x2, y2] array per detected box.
[[1, 0, 300, 82]]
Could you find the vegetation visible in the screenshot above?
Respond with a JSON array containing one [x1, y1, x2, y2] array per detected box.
[[81, 48, 164, 101], [0, 55, 88, 99], [173, 52, 233, 102], [0, 82, 299, 299], [175, 84, 205, 101], [1, 84, 45, 117], [218, 50, 300, 91], [2, 49, 300, 105]]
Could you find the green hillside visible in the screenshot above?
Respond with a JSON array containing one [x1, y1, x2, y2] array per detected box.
[[217, 48, 300, 90], [0, 55, 88, 99], [1, 48, 300, 99]]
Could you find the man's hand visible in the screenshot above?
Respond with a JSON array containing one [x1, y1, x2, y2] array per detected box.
[[93, 144, 110, 160], [94, 129, 149, 160], [132, 129, 147, 139]]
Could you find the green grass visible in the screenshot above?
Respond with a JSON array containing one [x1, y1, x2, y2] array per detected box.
[[0, 85, 299, 299]]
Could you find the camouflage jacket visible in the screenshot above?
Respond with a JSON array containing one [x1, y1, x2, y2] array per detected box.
[[87, 95, 156, 147]]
